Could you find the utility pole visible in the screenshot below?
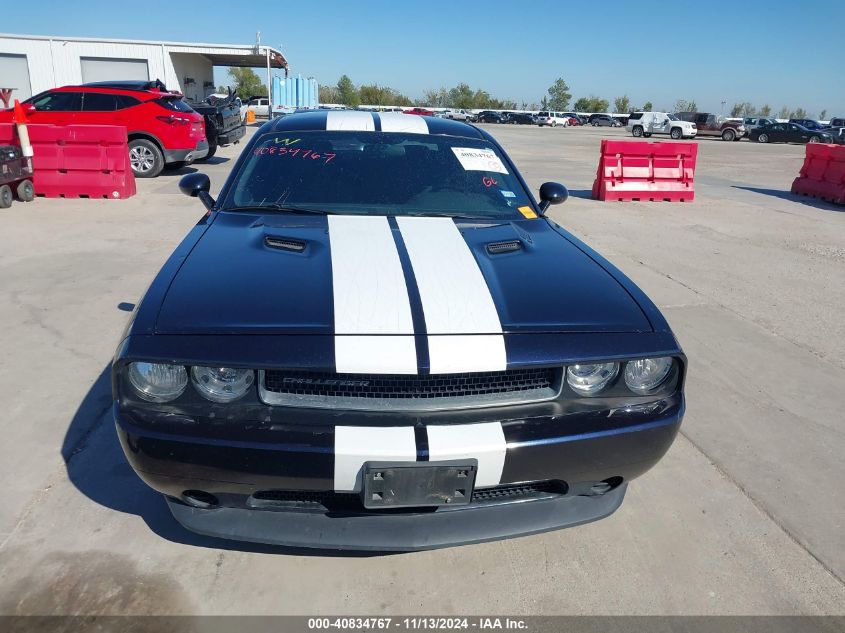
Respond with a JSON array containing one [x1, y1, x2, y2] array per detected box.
[[721, 101, 726, 116]]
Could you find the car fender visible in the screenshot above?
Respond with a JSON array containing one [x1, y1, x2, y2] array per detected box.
[[128, 213, 217, 336]]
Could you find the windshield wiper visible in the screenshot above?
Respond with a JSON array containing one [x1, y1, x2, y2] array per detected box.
[[408, 212, 494, 220], [225, 204, 334, 216]]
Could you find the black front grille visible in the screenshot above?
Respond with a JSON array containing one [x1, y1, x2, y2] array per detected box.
[[262, 367, 557, 400]]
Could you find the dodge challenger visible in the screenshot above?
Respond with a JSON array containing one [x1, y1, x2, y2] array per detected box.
[[113, 110, 686, 550]]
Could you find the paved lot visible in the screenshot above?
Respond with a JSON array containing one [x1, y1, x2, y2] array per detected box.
[[0, 124, 843, 615]]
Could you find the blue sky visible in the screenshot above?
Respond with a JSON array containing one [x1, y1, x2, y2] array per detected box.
[[4, 0, 843, 116]]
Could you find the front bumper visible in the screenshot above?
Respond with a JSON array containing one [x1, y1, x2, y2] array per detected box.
[[115, 395, 683, 550], [164, 140, 209, 165], [167, 483, 627, 551]]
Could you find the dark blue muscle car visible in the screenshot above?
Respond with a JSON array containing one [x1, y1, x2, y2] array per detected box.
[[113, 111, 686, 550]]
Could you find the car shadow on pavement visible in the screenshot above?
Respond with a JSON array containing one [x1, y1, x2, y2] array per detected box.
[[566, 189, 595, 200], [62, 362, 385, 557], [199, 156, 231, 166], [159, 166, 198, 177], [732, 186, 844, 212]]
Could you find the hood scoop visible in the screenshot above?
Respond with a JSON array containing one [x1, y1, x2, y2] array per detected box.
[[265, 236, 307, 253], [486, 239, 523, 255]]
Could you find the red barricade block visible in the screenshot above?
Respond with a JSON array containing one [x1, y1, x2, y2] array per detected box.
[[0, 123, 136, 199], [591, 140, 697, 202], [791, 144, 845, 205]]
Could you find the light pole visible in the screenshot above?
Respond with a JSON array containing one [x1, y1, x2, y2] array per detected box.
[[721, 101, 726, 116]]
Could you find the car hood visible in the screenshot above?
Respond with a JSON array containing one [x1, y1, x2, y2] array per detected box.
[[154, 212, 652, 335]]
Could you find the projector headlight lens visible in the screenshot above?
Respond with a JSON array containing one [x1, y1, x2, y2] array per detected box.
[[127, 362, 188, 403], [566, 362, 619, 396], [624, 357, 674, 394], [191, 366, 254, 403]]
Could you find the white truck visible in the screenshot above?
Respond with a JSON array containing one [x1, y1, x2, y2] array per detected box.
[[627, 112, 697, 139], [443, 109, 476, 122]]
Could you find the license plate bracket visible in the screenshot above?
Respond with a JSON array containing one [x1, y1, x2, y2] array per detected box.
[[362, 460, 478, 509]]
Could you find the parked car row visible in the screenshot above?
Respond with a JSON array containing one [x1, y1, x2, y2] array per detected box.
[[0, 80, 249, 178], [626, 109, 844, 145]]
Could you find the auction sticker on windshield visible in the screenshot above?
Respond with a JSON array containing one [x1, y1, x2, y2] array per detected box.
[[451, 147, 509, 174]]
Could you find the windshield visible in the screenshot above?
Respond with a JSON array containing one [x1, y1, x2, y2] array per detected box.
[[667, 114, 679, 121], [222, 131, 535, 219]]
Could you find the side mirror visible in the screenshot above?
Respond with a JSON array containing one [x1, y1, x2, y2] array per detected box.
[[178, 172, 215, 211], [538, 182, 568, 212]]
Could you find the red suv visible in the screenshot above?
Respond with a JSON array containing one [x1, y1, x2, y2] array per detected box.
[[0, 82, 208, 178]]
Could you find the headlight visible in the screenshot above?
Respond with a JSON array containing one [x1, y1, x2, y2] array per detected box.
[[127, 362, 188, 403], [624, 357, 674, 394], [191, 366, 254, 403], [566, 362, 619, 396]]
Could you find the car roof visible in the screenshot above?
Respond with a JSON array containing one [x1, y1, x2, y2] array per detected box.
[[48, 83, 179, 98], [261, 110, 487, 139]]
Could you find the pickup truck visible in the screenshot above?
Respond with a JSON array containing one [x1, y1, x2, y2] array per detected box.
[[674, 112, 746, 141], [189, 89, 245, 159], [442, 109, 476, 122], [404, 107, 434, 116]]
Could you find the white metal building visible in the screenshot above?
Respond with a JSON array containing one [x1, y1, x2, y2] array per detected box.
[[0, 33, 288, 102]]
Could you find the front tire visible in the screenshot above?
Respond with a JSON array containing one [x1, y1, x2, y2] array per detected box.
[[128, 139, 164, 178], [721, 128, 736, 142], [670, 127, 682, 140]]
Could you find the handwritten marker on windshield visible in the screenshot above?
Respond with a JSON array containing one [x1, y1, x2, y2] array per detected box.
[[13, 100, 33, 158]]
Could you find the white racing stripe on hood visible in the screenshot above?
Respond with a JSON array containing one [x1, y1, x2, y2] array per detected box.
[[326, 110, 375, 131], [379, 112, 429, 134], [396, 216, 506, 374], [328, 215, 416, 373]]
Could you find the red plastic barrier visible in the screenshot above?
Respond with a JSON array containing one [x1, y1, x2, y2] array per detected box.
[[591, 139, 697, 202], [791, 144, 845, 205], [0, 123, 135, 199]]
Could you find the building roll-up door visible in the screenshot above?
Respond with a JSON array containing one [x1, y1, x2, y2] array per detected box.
[[80, 57, 149, 84], [0, 54, 33, 100]]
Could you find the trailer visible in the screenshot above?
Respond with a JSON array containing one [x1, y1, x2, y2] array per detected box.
[[0, 145, 34, 208]]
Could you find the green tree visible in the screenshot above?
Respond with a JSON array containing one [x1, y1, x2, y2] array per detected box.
[[820, 109, 827, 120], [643, 101, 653, 111], [674, 99, 697, 113], [228, 67, 266, 98], [573, 97, 591, 112], [422, 87, 449, 107], [448, 83, 475, 109], [730, 102, 755, 117], [336, 75, 360, 108], [790, 107, 807, 119], [547, 78, 572, 110], [777, 106, 791, 119], [575, 95, 609, 112], [540, 96, 549, 110], [319, 85, 339, 104], [759, 104, 772, 117], [614, 95, 631, 113]]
